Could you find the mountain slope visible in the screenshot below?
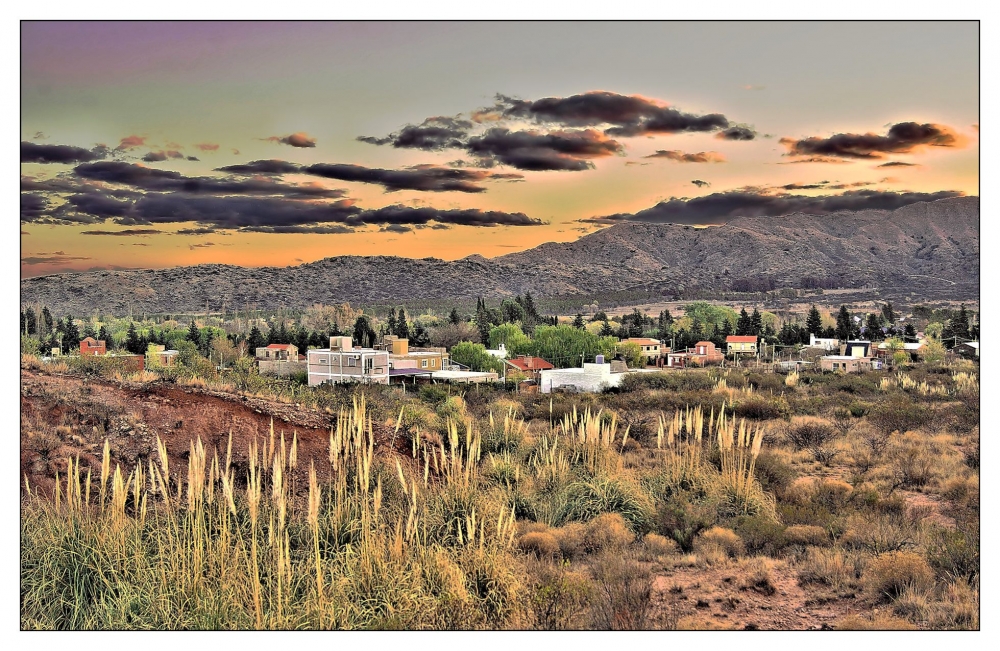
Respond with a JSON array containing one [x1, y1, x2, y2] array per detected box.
[[20, 197, 979, 314]]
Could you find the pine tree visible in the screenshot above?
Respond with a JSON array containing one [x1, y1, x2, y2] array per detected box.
[[277, 320, 289, 345], [572, 313, 585, 329], [599, 318, 614, 337], [395, 307, 410, 340], [40, 307, 54, 339], [449, 308, 461, 325], [247, 325, 266, 353], [62, 316, 81, 354], [865, 313, 884, 341], [736, 308, 751, 336], [294, 326, 310, 353], [806, 305, 822, 335], [353, 316, 376, 348], [749, 308, 763, 336], [125, 322, 141, 354], [187, 320, 201, 345], [953, 304, 970, 339], [82, 324, 98, 340], [880, 302, 898, 328], [835, 306, 852, 341], [387, 308, 397, 336], [98, 324, 111, 346], [25, 307, 37, 336]]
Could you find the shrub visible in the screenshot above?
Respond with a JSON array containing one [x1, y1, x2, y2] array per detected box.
[[863, 551, 934, 602], [525, 558, 592, 630], [655, 494, 719, 553], [617, 372, 715, 392], [926, 525, 979, 583], [797, 547, 865, 591], [835, 613, 917, 630], [518, 532, 561, 558], [551, 523, 587, 561], [752, 450, 796, 494], [786, 421, 840, 464], [868, 396, 931, 436], [734, 515, 787, 556], [641, 533, 677, 557], [739, 558, 776, 595], [784, 524, 829, 547], [732, 395, 790, 421], [888, 444, 935, 488], [587, 553, 653, 630], [583, 513, 635, 553], [696, 526, 744, 559], [554, 479, 652, 533]]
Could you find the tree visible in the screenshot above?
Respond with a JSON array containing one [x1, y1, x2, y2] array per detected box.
[[922, 338, 946, 364], [450, 341, 504, 374], [749, 308, 763, 336], [599, 318, 614, 337], [394, 307, 410, 340], [387, 308, 397, 336], [24, 308, 37, 336], [617, 342, 645, 368], [40, 307, 54, 339], [448, 308, 461, 325], [903, 323, 917, 341], [952, 304, 970, 339], [62, 316, 81, 354], [835, 306, 852, 341], [591, 310, 608, 323], [500, 299, 526, 325], [353, 316, 377, 348], [656, 309, 674, 340], [98, 324, 111, 347], [488, 322, 531, 352], [294, 326, 310, 353], [125, 322, 142, 354], [187, 320, 201, 345], [806, 305, 822, 336], [247, 325, 266, 353], [924, 322, 944, 340], [82, 324, 98, 341], [572, 313, 585, 329], [735, 308, 751, 336], [865, 313, 885, 341], [881, 302, 898, 328]]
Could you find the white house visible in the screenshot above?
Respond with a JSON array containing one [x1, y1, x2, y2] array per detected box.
[[485, 342, 508, 359], [808, 333, 839, 351], [307, 336, 389, 386], [538, 354, 656, 394]]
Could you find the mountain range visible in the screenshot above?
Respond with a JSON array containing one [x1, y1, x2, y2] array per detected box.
[[20, 196, 980, 315]]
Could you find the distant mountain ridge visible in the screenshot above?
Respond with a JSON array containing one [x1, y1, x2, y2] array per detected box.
[[20, 196, 979, 315]]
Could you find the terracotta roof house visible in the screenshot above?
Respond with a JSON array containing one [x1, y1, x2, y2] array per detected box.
[[505, 355, 554, 382], [256, 343, 299, 361], [80, 337, 106, 356], [726, 335, 758, 357], [623, 337, 663, 363], [666, 341, 724, 368]]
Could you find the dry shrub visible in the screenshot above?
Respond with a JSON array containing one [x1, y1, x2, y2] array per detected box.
[[928, 578, 979, 630], [551, 522, 587, 561], [587, 553, 653, 630], [863, 551, 934, 602], [786, 419, 840, 464], [525, 558, 592, 630], [516, 520, 551, 536], [841, 513, 917, 554], [814, 479, 853, 509], [583, 513, 634, 554], [797, 547, 865, 591], [641, 533, 677, 557], [888, 444, 936, 488], [695, 526, 743, 559], [784, 524, 829, 547], [518, 531, 561, 558], [676, 616, 732, 630], [738, 557, 776, 595], [835, 612, 917, 630]]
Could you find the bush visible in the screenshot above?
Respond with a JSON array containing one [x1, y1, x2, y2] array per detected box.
[[863, 551, 934, 602], [784, 524, 829, 547], [739, 558, 776, 595], [641, 533, 677, 557], [583, 513, 635, 553], [696, 526, 744, 559], [617, 371, 715, 392], [554, 479, 652, 533], [734, 515, 786, 556], [518, 531, 561, 558], [926, 525, 979, 583], [786, 421, 840, 464], [551, 523, 587, 561], [525, 558, 592, 630], [835, 612, 917, 630], [654, 493, 719, 553], [752, 451, 796, 495], [868, 396, 931, 436], [732, 395, 790, 421], [587, 553, 653, 630]]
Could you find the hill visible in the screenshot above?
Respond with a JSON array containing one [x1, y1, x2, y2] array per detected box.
[[20, 196, 979, 315]]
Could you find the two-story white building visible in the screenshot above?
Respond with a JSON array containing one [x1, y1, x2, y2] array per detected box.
[[307, 336, 389, 386]]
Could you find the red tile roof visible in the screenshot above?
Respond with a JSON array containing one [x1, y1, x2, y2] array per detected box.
[[266, 343, 296, 350], [726, 335, 758, 343], [505, 356, 554, 371], [624, 338, 661, 346], [695, 341, 714, 347]]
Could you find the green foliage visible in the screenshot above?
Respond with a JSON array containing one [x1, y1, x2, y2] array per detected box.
[[488, 323, 531, 352], [683, 302, 739, 331], [554, 479, 653, 534], [450, 342, 505, 374], [617, 342, 645, 368], [518, 325, 619, 369]]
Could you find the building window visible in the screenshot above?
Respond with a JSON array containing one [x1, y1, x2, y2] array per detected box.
[[348, 357, 356, 367], [421, 360, 428, 368]]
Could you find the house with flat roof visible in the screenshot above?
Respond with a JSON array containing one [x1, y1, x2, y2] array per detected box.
[[808, 333, 840, 351], [820, 355, 880, 373], [379, 335, 450, 372], [307, 336, 389, 386], [623, 337, 662, 363], [79, 337, 106, 356]]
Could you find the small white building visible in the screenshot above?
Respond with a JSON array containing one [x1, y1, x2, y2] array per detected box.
[[307, 336, 389, 386], [808, 333, 839, 351], [430, 369, 499, 384], [538, 355, 634, 394], [485, 342, 508, 359]]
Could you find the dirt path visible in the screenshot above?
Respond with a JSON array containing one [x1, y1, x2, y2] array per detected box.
[[648, 560, 859, 630], [20, 368, 407, 498]]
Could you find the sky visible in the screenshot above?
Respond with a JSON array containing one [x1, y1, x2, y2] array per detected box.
[[20, 21, 980, 277]]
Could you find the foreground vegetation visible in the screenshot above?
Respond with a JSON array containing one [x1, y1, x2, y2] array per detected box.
[[21, 360, 979, 630]]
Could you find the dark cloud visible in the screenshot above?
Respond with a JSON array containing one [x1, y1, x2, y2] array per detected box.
[[176, 227, 221, 235], [21, 193, 49, 220], [80, 229, 162, 236], [21, 254, 91, 265], [33, 131, 47, 140], [644, 150, 725, 163], [465, 128, 623, 171], [142, 151, 168, 162], [302, 163, 514, 193], [21, 141, 107, 164], [380, 223, 413, 234], [691, 180, 710, 188], [240, 225, 356, 234], [265, 132, 317, 148], [358, 116, 472, 151], [583, 189, 964, 226], [195, 143, 220, 152], [216, 159, 302, 175], [493, 91, 732, 138], [66, 192, 135, 217], [778, 156, 853, 165], [187, 156, 200, 161], [716, 126, 757, 141], [781, 122, 963, 160], [189, 242, 216, 250], [73, 162, 346, 199], [877, 161, 919, 168]]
